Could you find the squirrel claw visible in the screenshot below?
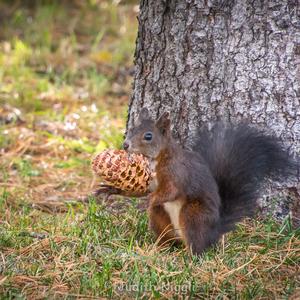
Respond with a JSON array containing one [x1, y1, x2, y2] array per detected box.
[[93, 184, 123, 199]]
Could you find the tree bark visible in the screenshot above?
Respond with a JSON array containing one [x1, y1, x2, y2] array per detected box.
[[128, 0, 300, 224]]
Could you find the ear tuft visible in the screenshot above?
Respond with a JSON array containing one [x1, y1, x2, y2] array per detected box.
[[138, 108, 150, 123], [156, 112, 170, 135]]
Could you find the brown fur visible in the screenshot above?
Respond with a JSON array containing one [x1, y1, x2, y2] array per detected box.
[[150, 148, 181, 205], [124, 109, 296, 256], [148, 204, 178, 245], [179, 201, 219, 254], [124, 110, 222, 255]]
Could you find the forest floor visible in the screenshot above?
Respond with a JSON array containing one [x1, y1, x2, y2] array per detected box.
[[0, 1, 299, 299]]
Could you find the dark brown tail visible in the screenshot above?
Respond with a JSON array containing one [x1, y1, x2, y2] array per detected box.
[[192, 123, 299, 233]]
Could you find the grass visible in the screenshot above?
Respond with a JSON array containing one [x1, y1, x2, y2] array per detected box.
[[0, 1, 299, 299]]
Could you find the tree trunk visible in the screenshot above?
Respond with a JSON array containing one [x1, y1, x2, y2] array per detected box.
[[127, 0, 300, 224]]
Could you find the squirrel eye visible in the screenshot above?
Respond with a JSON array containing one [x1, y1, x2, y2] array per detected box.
[[143, 132, 153, 141]]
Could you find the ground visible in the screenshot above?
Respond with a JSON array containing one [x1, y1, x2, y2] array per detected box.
[[0, 1, 299, 299]]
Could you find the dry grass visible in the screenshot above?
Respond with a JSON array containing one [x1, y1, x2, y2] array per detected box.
[[0, 1, 299, 299], [1, 216, 299, 298]]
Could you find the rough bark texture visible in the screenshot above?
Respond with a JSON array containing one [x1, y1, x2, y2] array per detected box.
[[128, 0, 300, 223]]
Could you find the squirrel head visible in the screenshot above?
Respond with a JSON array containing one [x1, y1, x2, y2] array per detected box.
[[123, 108, 171, 159]]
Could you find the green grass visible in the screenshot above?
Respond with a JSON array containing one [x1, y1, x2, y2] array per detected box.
[[1, 196, 299, 298], [0, 1, 299, 299]]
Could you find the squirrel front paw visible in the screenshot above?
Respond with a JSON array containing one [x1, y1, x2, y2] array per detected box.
[[93, 184, 149, 199], [94, 184, 123, 198], [92, 184, 124, 200], [149, 192, 168, 206]]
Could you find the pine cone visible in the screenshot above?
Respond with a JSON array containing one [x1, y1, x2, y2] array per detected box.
[[92, 149, 152, 194]]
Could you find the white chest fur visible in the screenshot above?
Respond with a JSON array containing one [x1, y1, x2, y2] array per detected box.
[[148, 159, 158, 191], [163, 200, 184, 238]]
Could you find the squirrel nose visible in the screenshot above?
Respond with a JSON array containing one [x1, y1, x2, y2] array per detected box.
[[123, 141, 129, 150]]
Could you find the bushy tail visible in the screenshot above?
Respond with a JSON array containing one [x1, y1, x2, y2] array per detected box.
[[192, 123, 298, 233]]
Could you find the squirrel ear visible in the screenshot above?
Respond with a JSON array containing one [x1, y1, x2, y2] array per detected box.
[[156, 112, 170, 135], [138, 108, 150, 123]]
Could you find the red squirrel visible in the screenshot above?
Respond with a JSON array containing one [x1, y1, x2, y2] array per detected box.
[[99, 108, 297, 255]]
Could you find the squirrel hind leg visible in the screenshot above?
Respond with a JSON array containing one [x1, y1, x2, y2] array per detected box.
[[179, 201, 220, 256], [148, 205, 180, 246]]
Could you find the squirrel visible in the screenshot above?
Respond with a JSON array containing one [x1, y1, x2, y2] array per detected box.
[[98, 108, 298, 255]]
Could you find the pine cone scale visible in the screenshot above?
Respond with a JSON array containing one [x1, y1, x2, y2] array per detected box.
[[92, 149, 152, 194]]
